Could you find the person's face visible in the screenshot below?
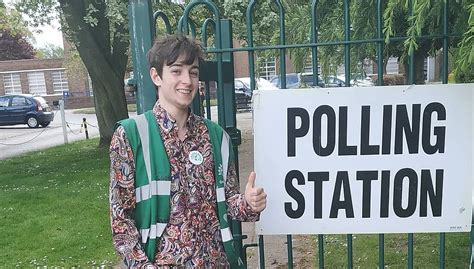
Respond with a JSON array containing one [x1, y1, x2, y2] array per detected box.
[[150, 55, 199, 112]]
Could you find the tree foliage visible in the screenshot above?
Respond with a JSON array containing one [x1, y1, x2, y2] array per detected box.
[[223, 0, 278, 47], [16, 0, 130, 147], [241, 0, 473, 84], [152, 1, 185, 36], [0, 5, 35, 60], [453, 2, 474, 82], [36, 43, 64, 58], [383, 0, 471, 83], [0, 4, 30, 35], [152, 0, 279, 64], [0, 28, 35, 60], [11, 0, 472, 147]]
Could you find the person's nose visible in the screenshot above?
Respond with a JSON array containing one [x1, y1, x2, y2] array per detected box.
[[181, 71, 192, 86]]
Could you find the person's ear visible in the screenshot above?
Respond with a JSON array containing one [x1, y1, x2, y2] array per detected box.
[[150, 67, 162, 87]]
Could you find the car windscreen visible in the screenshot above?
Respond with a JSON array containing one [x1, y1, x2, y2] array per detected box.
[[271, 74, 298, 87], [287, 74, 298, 85]]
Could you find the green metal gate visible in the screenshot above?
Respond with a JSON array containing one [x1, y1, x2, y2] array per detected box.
[[128, 0, 472, 268]]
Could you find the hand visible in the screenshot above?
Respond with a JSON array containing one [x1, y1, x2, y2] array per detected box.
[[244, 171, 267, 213]]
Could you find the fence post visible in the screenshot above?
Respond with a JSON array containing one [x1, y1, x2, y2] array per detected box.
[[343, 0, 351, 86], [442, 0, 449, 84], [59, 99, 68, 144], [128, 0, 155, 114], [82, 118, 89, 139]]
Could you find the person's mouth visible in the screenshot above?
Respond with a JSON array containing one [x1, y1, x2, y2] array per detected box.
[[177, 89, 192, 94]]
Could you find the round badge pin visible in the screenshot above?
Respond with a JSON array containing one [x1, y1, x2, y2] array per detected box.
[[189, 150, 203, 165]]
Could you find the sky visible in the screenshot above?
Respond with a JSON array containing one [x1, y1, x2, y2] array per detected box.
[[4, 0, 64, 49], [31, 21, 64, 49]]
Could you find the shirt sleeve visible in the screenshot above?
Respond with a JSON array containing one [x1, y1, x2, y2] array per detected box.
[[224, 149, 260, 222], [109, 126, 155, 268]]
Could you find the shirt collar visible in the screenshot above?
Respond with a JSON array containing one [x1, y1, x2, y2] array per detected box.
[[152, 102, 198, 136]]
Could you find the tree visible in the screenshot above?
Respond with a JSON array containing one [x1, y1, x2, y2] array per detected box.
[[0, 5, 35, 60], [384, 0, 472, 83], [16, 0, 211, 147], [452, 2, 474, 83], [12, 0, 278, 147], [222, 0, 278, 47], [0, 29, 35, 60], [13, 0, 472, 148], [242, 0, 473, 84], [36, 43, 64, 58], [0, 3, 30, 35], [16, 0, 129, 147], [10, 0, 264, 148], [152, 0, 280, 69]]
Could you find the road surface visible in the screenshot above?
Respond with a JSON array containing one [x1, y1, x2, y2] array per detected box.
[[0, 109, 107, 160], [0, 107, 249, 160]]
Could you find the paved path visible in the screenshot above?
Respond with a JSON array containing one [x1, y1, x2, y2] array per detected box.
[[0, 107, 244, 160], [0, 109, 111, 160]]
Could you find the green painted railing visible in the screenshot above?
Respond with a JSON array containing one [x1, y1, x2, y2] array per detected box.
[[153, 11, 171, 35], [241, 0, 455, 267], [128, 0, 469, 268]]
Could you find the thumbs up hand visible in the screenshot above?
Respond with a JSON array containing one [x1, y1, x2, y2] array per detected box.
[[244, 171, 267, 213]]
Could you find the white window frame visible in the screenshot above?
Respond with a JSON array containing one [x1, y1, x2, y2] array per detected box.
[[303, 55, 321, 75], [386, 57, 399, 74], [3, 73, 22, 95], [27, 72, 47, 95], [304, 58, 313, 74], [51, 70, 69, 94], [259, 58, 276, 80]]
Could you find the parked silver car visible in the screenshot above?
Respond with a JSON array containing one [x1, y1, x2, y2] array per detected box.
[[270, 73, 325, 89], [234, 77, 278, 110]]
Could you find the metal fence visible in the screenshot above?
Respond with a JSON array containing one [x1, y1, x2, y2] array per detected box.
[[127, 0, 472, 267]]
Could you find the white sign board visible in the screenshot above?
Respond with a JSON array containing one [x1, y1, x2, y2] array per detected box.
[[254, 84, 474, 235]]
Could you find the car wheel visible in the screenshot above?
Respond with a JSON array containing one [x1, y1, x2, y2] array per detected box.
[[26, 115, 39, 128], [40, 121, 51, 128]]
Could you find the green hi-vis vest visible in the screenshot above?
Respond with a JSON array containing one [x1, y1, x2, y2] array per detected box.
[[117, 111, 244, 268]]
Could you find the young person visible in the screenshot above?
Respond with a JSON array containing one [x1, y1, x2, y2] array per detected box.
[[109, 34, 267, 268]]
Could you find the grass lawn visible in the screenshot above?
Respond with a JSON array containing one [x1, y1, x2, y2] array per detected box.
[[310, 232, 470, 268], [73, 103, 137, 114], [0, 138, 117, 267]]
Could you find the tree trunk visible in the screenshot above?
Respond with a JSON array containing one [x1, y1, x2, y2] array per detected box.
[[413, 51, 426, 84], [403, 48, 428, 85], [90, 71, 129, 147], [383, 56, 389, 74], [59, 0, 129, 147]]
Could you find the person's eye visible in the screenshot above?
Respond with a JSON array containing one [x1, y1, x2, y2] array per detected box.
[[171, 69, 180, 74], [190, 71, 199, 77]]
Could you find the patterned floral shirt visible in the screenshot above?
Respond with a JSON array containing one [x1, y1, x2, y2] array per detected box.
[[109, 103, 259, 268]]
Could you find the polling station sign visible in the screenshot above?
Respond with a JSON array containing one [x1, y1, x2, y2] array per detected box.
[[253, 84, 473, 235]]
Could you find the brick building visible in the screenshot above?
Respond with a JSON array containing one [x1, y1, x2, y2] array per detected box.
[[0, 58, 93, 109], [233, 39, 296, 80]]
